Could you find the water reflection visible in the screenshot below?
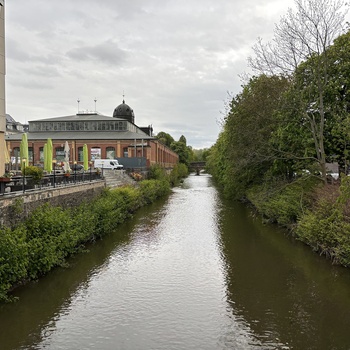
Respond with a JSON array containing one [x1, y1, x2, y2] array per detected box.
[[1, 174, 350, 349], [219, 196, 350, 349]]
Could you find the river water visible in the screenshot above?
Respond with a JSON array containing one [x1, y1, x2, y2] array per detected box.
[[1, 174, 350, 349]]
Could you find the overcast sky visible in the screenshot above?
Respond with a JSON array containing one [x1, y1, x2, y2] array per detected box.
[[3, 0, 333, 148]]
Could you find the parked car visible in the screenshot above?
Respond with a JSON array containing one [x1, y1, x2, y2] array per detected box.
[[93, 159, 123, 170], [70, 163, 84, 171]]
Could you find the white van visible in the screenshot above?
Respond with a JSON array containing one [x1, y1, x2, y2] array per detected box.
[[94, 159, 123, 170]]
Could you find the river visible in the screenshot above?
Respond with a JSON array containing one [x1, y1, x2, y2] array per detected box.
[[1, 174, 350, 349]]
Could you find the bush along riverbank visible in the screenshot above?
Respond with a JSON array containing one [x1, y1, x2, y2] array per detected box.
[[0, 164, 188, 302], [245, 175, 350, 267]]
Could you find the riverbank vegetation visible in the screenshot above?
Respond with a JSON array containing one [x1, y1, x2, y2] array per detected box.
[[207, 0, 350, 266], [0, 165, 187, 302]]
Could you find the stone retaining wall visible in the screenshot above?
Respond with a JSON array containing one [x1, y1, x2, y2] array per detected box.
[[0, 181, 106, 228]]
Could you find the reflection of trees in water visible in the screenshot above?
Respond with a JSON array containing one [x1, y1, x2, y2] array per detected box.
[[0, 199, 167, 350], [218, 198, 350, 350]]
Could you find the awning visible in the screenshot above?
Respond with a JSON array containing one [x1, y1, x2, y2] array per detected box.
[[3, 138, 10, 163]]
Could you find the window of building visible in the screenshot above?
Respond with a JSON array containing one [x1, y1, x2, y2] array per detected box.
[[12, 147, 20, 164], [28, 147, 33, 164], [91, 147, 101, 160], [123, 147, 128, 158], [55, 147, 65, 161], [78, 147, 83, 161], [39, 147, 44, 162], [106, 147, 115, 159]]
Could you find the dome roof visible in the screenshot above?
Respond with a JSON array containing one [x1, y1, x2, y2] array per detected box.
[[113, 100, 135, 124]]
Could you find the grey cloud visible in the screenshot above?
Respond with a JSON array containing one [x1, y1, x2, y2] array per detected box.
[[6, 0, 315, 148], [66, 40, 128, 65]]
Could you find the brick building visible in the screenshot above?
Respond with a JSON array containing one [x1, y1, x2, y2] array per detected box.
[[5, 100, 179, 169]]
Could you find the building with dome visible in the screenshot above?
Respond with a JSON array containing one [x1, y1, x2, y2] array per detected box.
[[5, 99, 179, 170], [113, 99, 135, 124]]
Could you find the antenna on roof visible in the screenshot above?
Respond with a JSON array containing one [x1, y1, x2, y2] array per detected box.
[[94, 98, 97, 112], [77, 98, 80, 113]]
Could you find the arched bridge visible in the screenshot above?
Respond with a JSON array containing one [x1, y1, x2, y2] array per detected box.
[[189, 161, 206, 175]]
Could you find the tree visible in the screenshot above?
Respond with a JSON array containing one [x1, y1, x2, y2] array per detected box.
[[155, 132, 174, 147], [170, 141, 192, 166], [208, 75, 290, 198], [179, 135, 187, 145], [192, 148, 210, 162], [248, 0, 348, 182], [323, 31, 350, 173]]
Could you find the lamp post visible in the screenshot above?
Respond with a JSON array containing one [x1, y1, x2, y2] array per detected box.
[[22, 158, 26, 193], [53, 159, 57, 188], [89, 161, 92, 182], [74, 161, 77, 183]]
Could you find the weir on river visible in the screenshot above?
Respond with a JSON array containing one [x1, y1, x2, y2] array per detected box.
[[1, 174, 350, 349]]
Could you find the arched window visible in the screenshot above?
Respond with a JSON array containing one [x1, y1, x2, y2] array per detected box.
[[106, 147, 115, 159], [91, 147, 101, 160]]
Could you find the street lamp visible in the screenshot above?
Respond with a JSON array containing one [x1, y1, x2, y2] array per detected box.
[[22, 158, 26, 193], [74, 161, 77, 183], [53, 159, 57, 188]]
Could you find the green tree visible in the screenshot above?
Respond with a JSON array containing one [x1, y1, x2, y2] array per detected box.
[[323, 31, 350, 174], [249, 0, 347, 182], [179, 135, 187, 145], [192, 148, 210, 162], [155, 132, 174, 147], [170, 141, 191, 166]]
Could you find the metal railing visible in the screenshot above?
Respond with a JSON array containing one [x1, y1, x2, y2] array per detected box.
[[0, 171, 103, 195]]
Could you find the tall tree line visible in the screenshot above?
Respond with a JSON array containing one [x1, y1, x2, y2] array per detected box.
[[208, 0, 350, 198]]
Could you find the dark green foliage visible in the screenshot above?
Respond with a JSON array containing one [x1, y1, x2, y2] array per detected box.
[[296, 176, 350, 266], [148, 164, 167, 181], [25, 204, 75, 278], [24, 166, 43, 184], [92, 187, 140, 238], [139, 179, 171, 204], [170, 141, 192, 166], [192, 148, 210, 162], [207, 75, 291, 199], [0, 176, 177, 302], [155, 131, 174, 147], [0, 226, 28, 301], [168, 163, 188, 186], [247, 176, 322, 227]]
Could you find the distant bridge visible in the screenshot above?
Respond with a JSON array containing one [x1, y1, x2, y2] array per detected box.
[[189, 161, 206, 175]]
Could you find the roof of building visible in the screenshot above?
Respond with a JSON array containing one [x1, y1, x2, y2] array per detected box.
[[5, 112, 154, 141], [35, 112, 126, 122], [6, 114, 17, 123], [6, 130, 154, 141], [113, 100, 134, 119]]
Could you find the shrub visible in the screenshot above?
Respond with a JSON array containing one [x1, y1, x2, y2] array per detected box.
[[0, 175, 178, 301], [139, 179, 171, 204], [148, 164, 167, 181], [24, 204, 74, 278], [296, 176, 350, 266], [247, 176, 321, 227], [0, 226, 28, 301], [24, 166, 43, 184]]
